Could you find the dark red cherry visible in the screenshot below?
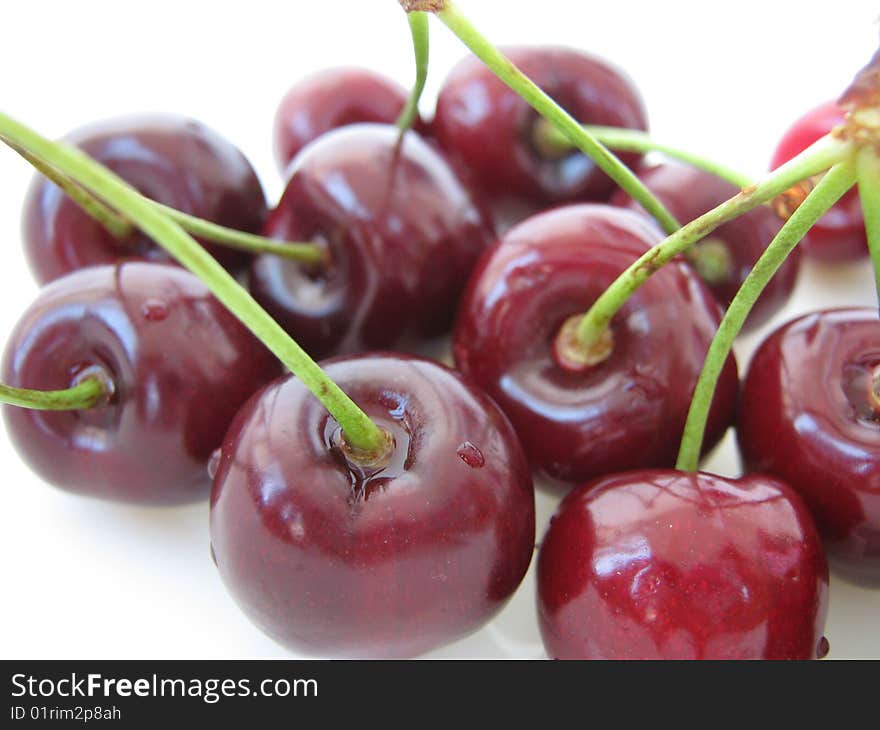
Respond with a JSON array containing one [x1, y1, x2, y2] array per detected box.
[[453, 204, 738, 488], [432, 46, 647, 213], [612, 161, 797, 331], [1, 262, 280, 505], [536, 469, 829, 659], [273, 67, 425, 174], [22, 115, 268, 284], [249, 124, 494, 360], [770, 101, 865, 263], [209, 353, 535, 658], [738, 308, 880, 585]]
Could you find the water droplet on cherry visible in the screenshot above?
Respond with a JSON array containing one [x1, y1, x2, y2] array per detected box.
[[141, 299, 169, 322], [457, 441, 484, 468]]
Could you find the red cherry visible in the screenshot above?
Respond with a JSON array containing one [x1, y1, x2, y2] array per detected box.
[[21, 115, 268, 284], [537, 469, 830, 659], [432, 46, 647, 213], [209, 353, 535, 658], [273, 67, 425, 174], [612, 161, 798, 331], [770, 101, 865, 263], [250, 124, 494, 360], [1, 262, 280, 505], [738, 308, 880, 585], [453, 204, 738, 487]]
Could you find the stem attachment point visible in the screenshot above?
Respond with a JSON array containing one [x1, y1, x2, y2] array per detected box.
[[553, 315, 614, 373], [333, 424, 395, 472]]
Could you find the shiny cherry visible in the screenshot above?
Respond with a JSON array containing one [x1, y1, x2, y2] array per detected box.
[[770, 101, 865, 262], [1, 262, 280, 505], [273, 67, 425, 174], [453, 204, 738, 488], [537, 469, 829, 659], [612, 161, 797, 331], [738, 308, 880, 585], [210, 353, 535, 658], [250, 124, 494, 360], [22, 114, 268, 284], [432, 46, 647, 214]]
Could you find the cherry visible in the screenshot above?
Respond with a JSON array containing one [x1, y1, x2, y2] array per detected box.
[[1, 262, 280, 505], [432, 46, 647, 213], [209, 353, 535, 658], [273, 67, 425, 174], [453, 204, 738, 488], [770, 101, 866, 263], [612, 161, 798, 331], [22, 114, 268, 284], [738, 308, 880, 585], [536, 469, 829, 659], [249, 123, 494, 360]]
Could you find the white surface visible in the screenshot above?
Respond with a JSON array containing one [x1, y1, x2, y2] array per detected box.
[[1, 0, 879, 659]]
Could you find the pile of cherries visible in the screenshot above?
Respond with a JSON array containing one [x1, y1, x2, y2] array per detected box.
[[1, 14, 877, 660]]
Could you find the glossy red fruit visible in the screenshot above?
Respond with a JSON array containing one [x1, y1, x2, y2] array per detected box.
[[738, 308, 880, 585], [432, 46, 647, 213], [453, 204, 738, 488], [1, 262, 280, 505], [770, 101, 865, 262], [22, 115, 268, 284], [537, 469, 829, 660], [210, 353, 536, 658], [250, 124, 495, 360], [273, 67, 424, 174], [612, 161, 797, 331]]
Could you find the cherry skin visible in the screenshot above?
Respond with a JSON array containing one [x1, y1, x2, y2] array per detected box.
[[770, 100, 865, 262], [22, 114, 268, 284], [536, 469, 829, 660], [209, 353, 535, 658], [453, 204, 738, 488], [612, 161, 797, 331], [1, 262, 280, 505], [249, 124, 495, 360], [273, 67, 425, 174], [432, 46, 647, 214], [738, 308, 880, 585]]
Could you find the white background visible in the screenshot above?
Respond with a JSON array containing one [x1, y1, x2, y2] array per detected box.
[[1, 0, 879, 659]]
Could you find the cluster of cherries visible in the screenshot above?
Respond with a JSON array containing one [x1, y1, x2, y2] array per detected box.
[[1, 13, 877, 660]]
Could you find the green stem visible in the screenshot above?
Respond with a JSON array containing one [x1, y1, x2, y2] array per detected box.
[[574, 133, 853, 349], [856, 146, 880, 304], [435, 0, 680, 235], [675, 160, 857, 472], [0, 112, 386, 456], [396, 11, 429, 133], [0, 376, 109, 411], [11, 143, 134, 240], [533, 118, 754, 188], [12, 139, 323, 264], [152, 203, 325, 264]]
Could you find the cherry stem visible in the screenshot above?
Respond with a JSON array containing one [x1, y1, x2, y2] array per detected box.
[[532, 118, 754, 189], [433, 0, 680, 235], [572, 134, 852, 351], [9, 141, 324, 264], [150, 203, 325, 264], [0, 111, 388, 457], [0, 376, 109, 411], [396, 10, 429, 134], [855, 146, 880, 304], [10, 143, 133, 240], [675, 159, 857, 472]]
